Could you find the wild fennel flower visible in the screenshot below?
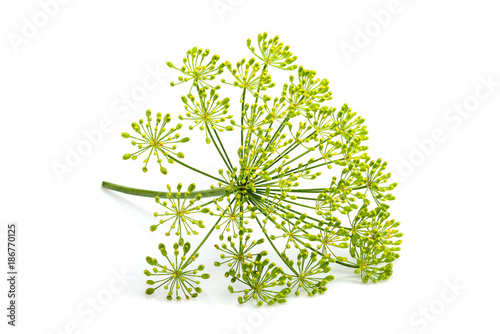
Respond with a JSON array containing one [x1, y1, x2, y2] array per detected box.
[[121, 110, 187, 174], [144, 240, 209, 300], [214, 234, 267, 279], [167, 47, 224, 91], [285, 249, 334, 296], [151, 183, 210, 235], [102, 32, 403, 305]]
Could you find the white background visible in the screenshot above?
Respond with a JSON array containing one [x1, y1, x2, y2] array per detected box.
[[1, 0, 499, 333]]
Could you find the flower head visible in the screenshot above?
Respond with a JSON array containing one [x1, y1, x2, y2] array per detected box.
[[167, 47, 224, 91], [179, 85, 234, 144], [214, 233, 267, 279], [222, 58, 275, 98], [144, 240, 209, 300], [121, 110, 188, 175], [152, 183, 211, 236], [247, 32, 298, 70], [285, 249, 334, 296], [350, 205, 402, 283], [107, 32, 403, 305], [228, 254, 289, 306], [283, 66, 332, 115]]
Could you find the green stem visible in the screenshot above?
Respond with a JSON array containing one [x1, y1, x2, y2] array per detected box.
[[265, 131, 318, 171], [244, 64, 268, 166], [167, 155, 227, 184], [249, 197, 299, 276], [240, 88, 247, 154], [212, 128, 234, 170], [182, 197, 236, 269], [281, 139, 327, 167], [102, 181, 227, 199], [286, 188, 326, 193], [294, 237, 358, 269], [207, 128, 232, 171], [250, 193, 357, 269]]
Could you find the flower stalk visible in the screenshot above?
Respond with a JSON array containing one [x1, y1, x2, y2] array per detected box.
[[102, 181, 227, 199]]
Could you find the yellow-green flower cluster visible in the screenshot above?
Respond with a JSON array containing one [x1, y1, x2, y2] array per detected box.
[[121, 110, 188, 175], [106, 32, 403, 305], [144, 240, 209, 300]]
